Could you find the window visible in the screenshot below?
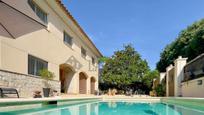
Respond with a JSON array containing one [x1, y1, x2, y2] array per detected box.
[[81, 47, 87, 58], [92, 57, 95, 65], [28, 55, 48, 76], [64, 31, 73, 46], [28, 0, 47, 24]]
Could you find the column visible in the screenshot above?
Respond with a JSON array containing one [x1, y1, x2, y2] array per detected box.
[[174, 56, 187, 97], [166, 64, 173, 97]]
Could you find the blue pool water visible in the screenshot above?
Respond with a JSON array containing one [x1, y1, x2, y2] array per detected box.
[[1, 101, 204, 115]]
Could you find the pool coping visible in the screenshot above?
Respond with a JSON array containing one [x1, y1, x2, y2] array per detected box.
[[102, 96, 161, 102], [0, 96, 102, 105], [162, 97, 204, 100], [1, 96, 204, 106], [1, 96, 204, 103]]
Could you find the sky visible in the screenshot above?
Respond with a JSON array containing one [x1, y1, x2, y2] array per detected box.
[[62, 0, 204, 70]]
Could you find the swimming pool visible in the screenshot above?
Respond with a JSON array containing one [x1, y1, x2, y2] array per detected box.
[[1, 101, 204, 115]]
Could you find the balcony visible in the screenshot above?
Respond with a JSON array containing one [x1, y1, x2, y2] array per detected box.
[[183, 54, 204, 82]]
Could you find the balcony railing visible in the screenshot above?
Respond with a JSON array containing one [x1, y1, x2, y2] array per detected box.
[[183, 54, 204, 82]]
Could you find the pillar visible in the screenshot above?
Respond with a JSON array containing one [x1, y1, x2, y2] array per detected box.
[[174, 56, 187, 97], [166, 64, 173, 97]]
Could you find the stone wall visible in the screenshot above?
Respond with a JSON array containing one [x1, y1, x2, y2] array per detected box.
[[0, 69, 60, 97]]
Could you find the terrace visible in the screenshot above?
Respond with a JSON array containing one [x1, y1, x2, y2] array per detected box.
[[183, 53, 204, 82]]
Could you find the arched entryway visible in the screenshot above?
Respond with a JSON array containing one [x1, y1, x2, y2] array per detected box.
[[60, 64, 75, 94], [90, 77, 96, 94], [79, 72, 88, 94]]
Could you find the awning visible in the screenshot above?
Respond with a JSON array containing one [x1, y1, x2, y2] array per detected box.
[[0, 1, 46, 39]]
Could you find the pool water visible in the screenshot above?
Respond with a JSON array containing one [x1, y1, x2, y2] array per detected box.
[[1, 102, 204, 115]]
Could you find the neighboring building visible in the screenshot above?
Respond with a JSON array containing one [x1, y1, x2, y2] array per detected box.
[[0, 0, 102, 97], [160, 54, 204, 97]]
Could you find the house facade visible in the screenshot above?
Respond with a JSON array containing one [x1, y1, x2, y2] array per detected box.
[[0, 0, 102, 97], [160, 54, 204, 97]]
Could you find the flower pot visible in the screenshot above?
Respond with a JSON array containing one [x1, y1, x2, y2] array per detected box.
[[43, 88, 50, 97], [33, 91, 42, 98]]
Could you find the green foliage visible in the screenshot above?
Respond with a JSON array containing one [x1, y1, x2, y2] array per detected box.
[[101, 44, 149, 89], [39, 69, 55, 88], [39, 69, 55, 80], [98, 56, 109, 63], [157, 19, 204, 72], [143, 70, 159, 88], [155, 84, 165, 96]]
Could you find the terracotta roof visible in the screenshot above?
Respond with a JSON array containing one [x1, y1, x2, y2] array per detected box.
[[55, 0, 103, 57]]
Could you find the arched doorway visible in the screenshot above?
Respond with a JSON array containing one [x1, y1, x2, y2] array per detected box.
[[90, 77, 96, 94], [60, 64, 75, 94], [79, 72, 88, 94]]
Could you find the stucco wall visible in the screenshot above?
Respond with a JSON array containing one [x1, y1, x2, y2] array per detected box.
[[0, 0, 99, 94], [181, 77, 204, 97], [173, 57, 187, 96], [0, 70, 60, 97]]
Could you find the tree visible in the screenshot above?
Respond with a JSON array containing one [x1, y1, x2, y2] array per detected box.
[[98, 56, 109, 64], [143, 70, 159, 89], [157, 19, 204, 72], [101, 44, 149, 90]]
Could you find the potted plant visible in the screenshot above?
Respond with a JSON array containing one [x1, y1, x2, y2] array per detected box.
[[33, 90, 42, 98], [39, 69, 55, 97]]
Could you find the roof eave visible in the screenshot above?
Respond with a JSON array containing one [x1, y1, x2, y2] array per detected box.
[[55, 0, 103, 58]]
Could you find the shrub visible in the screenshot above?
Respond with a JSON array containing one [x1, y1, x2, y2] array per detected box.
[[39, 69, 55, 88], [155, 84, 165, 96]]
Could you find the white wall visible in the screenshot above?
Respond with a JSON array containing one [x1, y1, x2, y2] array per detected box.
[[181, 77, 204, 97], [160, 73, 166, 83], [174, 56, 187, 96]]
